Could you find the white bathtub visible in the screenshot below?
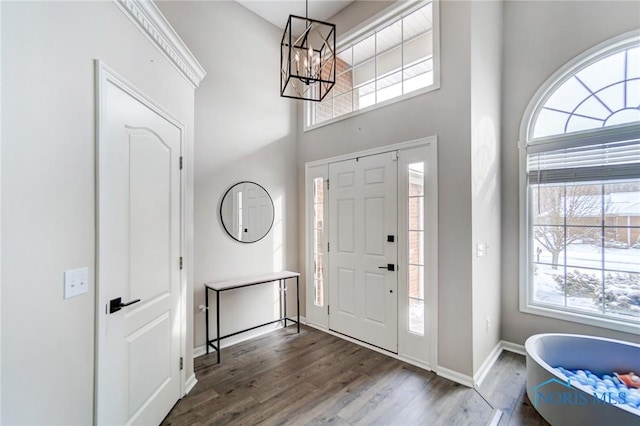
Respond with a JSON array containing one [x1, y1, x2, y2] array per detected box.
[[525, 333, 640, 426]]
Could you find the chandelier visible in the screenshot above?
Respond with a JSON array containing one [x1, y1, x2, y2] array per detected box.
[[280, 0, 336, 102]]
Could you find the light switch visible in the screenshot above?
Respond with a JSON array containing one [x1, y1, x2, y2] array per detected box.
[[64, 267, 89, 299], [476, 243, 486, 257]]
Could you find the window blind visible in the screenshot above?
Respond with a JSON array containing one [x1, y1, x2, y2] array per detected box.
[[527, 138, 640, 184]]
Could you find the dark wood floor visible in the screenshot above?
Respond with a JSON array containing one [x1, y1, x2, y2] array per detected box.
[[162, 325, 548, 425]]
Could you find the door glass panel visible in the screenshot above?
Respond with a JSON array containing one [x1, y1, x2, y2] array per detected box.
[[313, 177, 325, 307], [408, 162, 425, 335]]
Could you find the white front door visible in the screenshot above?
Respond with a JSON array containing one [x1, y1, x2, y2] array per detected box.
[[96, 64, 182, 425], [328, 152, 398, 352]]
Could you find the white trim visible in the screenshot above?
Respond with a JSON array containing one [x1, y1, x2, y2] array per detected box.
[[305, 165, 329, 329], [436, 366, 474, 388], [473, 341, 503, 387], [94, 61, 188, 424], [398, 353, 433, 372], [112, 0, 206, 88], [305, 85, 440, 132], [500, 340, 526, 356], [397, 143, 439, 370], [488, 410, 503, 426], [306, 136, 437, 168], [521, 305, 640, 335], [184, 374, 197, 395], [473, 340, 527, 387], [338, 0, 427, 48]]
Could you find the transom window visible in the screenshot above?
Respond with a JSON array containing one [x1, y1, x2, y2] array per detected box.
[[522, 33, 640, 333], [305, 1, 439, 129]]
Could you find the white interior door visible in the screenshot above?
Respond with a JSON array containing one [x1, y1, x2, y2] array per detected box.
[[96, 64, 182, 425], [243, 184, 272, 241], [328, 152, 398, 352]]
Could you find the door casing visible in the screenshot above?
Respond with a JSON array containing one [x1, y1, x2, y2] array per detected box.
[[304, 137, 439, 370], [94, 61, 187, 424]]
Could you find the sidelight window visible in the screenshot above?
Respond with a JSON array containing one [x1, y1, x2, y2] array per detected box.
[[408, 162, 425, 335], [313, 177, 325, 306]]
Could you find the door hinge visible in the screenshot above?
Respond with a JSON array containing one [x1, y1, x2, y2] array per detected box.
[[327, 305, 330, 315], [179, 156, 183, 170], [326, 179, 330, 190], [327, 242, 330, 252], [180, 357, 183, 370], [179, 257, 183, 270]]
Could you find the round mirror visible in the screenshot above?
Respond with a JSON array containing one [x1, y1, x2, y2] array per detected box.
[[220, 181, 274, 243]]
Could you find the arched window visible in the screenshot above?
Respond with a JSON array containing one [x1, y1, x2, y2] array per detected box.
[[520, 31, 640, 333]]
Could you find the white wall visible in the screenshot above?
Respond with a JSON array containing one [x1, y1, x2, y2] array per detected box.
[[470, 0, 503, 374], [157, 1, 298, 351], [298, 0, 476, 376], [501, 1, 640, 345], [1, 2, 195, 424]]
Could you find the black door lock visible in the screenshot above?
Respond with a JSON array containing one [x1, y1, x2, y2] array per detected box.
[[378, 264, 395, 271], [109, 297, 141, 314], [387, 235, 395, 242]]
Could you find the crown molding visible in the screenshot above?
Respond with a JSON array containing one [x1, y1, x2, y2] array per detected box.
[[113, 0, 206, 88]]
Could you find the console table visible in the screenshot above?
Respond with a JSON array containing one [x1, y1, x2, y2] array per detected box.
[[204, 271, 300, 363]]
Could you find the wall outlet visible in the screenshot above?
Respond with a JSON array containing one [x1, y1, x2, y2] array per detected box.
[[486, 316, 491, 331], [64, 267, 89, 299], [476, 243, 486, 257]]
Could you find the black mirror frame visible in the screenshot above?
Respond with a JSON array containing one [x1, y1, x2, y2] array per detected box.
[[219, 181, 275, 244]]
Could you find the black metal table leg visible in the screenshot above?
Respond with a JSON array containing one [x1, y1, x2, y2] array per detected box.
[[216, 289, 221, 364], [283, 279, 287, 328], [296, 276, 300, 333], [205, 287, 210, 355], [281, 279, 287, 327]]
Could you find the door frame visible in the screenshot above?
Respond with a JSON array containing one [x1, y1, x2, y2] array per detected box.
[[304, 136, 438, 370], [94, 61, 188, 423]]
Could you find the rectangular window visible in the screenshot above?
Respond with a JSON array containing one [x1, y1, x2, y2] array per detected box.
[[307, 1, 438, 129], [525, 139, 640, 328], [313, 177, 325, 306], [408, 162, 425, 335]]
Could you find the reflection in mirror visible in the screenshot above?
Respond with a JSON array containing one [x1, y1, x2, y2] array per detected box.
[[220, 182, 274, 243]]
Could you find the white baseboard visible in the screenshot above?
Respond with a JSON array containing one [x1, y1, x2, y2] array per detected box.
[[473, 340, 527, 388], [474, 341, 503, 387], [193, 319, 306, 359], [184, 373, 197, 395], [500, 340, 526, 356], [398, 353, 433, 372], [436, 365, 474, 388]]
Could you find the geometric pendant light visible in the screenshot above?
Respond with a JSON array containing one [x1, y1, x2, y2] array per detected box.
[[280, 0, 336, 102]]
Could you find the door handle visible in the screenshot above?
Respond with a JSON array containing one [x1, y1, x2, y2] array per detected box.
[[109, 297, 141, 314], [378, 264, 395, 271]]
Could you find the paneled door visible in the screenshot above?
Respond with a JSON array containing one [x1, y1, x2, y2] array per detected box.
[[96, 63, 182, 425], [328, 152, 398, 352], [244, 184, 273, 242]]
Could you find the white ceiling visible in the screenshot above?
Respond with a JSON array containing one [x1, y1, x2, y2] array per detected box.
[[236, 0, 353, 29]]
